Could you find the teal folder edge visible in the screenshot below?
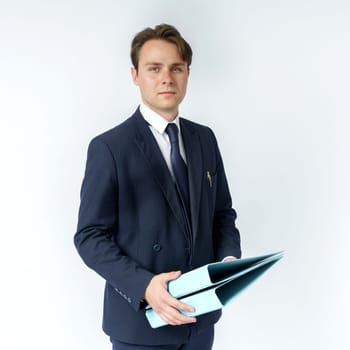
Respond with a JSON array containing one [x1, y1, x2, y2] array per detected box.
[[145, 251, 284, 328]]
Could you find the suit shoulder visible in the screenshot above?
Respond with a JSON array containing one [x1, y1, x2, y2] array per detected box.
[[181, 117, 217, 139], [95, 115, 135, 141], [88, 112, 139, 150]]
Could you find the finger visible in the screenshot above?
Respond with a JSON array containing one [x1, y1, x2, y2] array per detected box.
[[158, 287, 196, 314], [169, 298, 195, 313], [162, 270, 181, 283], [163, 306, 197, 326]]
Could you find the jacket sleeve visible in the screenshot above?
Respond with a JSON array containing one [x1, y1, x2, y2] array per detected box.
[[209, 129, 242, 260], [74, 137, 154, 311]]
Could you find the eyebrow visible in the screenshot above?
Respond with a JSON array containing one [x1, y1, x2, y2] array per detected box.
[[145, 62, 187, 67]]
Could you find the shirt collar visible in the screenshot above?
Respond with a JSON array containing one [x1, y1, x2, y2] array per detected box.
[[140, 103, 181, 134]]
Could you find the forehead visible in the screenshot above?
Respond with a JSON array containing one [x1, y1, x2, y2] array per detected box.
[[138, 39, 184, 65]]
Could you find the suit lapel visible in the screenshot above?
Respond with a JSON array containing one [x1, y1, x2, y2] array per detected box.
[[180, 119, 203, 242], [132, 111, 188, 236]]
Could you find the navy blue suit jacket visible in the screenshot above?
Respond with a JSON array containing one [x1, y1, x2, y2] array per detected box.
[[74, 108, 241, 345]]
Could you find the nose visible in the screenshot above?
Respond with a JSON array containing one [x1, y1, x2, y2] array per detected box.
[[161, 69, 173, 85]]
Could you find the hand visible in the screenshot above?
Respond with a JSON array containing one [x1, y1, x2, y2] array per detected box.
[[144, 271, 197, 326], [223, 256, 238, 262]]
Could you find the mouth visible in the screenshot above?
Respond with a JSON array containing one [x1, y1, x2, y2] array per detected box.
[[158, 91, 176, 96]]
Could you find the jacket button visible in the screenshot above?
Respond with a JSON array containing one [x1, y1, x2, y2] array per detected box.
[[152, 244, 161, 252]]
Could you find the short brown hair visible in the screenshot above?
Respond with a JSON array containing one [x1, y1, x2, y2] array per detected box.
[[131, 23, 193, 71]]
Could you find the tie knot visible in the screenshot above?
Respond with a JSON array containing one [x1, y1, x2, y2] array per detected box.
[[166, 123, 179, 144]]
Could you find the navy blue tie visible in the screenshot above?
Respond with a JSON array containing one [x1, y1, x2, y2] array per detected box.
[[166, 123, 190, 219]]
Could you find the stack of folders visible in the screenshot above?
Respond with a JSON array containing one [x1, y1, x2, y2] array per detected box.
[[145, 251, 284, 328]]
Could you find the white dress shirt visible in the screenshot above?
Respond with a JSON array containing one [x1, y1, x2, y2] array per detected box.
[[139, 103, 187, 181]]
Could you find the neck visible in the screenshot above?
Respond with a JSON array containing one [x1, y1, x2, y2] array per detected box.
[[161, 113, 177, 122], [142, 103, 178, 122]]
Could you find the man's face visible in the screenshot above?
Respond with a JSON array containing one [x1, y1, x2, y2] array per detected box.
[[131, 39, 189, 121]]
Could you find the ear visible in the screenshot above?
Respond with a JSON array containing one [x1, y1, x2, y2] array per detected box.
[[131, 67, 139, 86]]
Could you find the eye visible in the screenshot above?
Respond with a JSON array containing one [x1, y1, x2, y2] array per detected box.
[[172, 66, 184, 73], [149, 66, 160, 72]]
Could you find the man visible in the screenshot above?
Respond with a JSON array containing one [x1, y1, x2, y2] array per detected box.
[[74, 24, 241, 349]]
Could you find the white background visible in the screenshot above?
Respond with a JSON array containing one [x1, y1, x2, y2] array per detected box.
[[1, 1, 349, 349]]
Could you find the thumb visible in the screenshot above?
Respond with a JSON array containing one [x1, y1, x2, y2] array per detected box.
[[163, 270, 181, 282]]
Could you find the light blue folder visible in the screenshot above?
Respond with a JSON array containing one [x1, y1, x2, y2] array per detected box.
[[145, 251, 283, 328]]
